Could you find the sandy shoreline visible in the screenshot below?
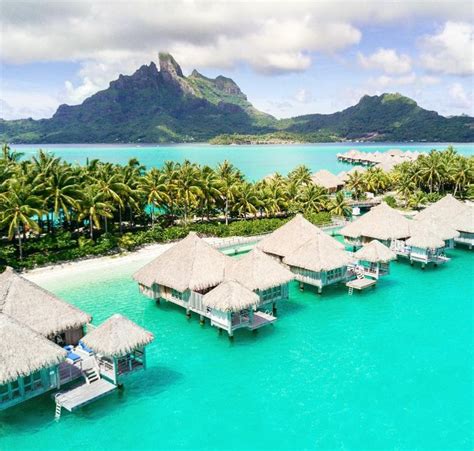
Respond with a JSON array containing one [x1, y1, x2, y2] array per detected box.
[[24, 236, 234, 285]]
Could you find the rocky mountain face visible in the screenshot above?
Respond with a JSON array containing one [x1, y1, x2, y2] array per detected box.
[[1, 55, 472, 143]]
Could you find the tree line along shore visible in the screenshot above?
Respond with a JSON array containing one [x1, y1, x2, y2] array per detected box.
[[0, 144, 472, 270]]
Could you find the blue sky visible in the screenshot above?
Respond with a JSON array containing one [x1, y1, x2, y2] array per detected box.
[[1, 1, 472, 120]]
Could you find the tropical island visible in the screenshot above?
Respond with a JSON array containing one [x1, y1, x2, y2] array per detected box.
[[1, 54, 473, 144], [0, 143, 472, 271]]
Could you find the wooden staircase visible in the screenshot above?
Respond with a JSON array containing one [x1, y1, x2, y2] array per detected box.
[[83, 367, 100, 385]]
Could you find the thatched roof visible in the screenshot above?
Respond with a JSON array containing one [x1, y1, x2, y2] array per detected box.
[[82, 314, 154, 357], [416, 194, 468, 222], [410, 218, 460, 241], [225, 248, 294, 291], [202, 280, 259, 312], [354, 240, 396, 263], [133, 232, 231, 292], [0, 313, 66, 385], [340, 203, 412, 240], [257, 214, 344, 258], [0, 267, 91, 338], [450, 208, 474, 233], [311, 169, 343, 190], [406, 231, 445, 249], [283, 233, 353, 272]]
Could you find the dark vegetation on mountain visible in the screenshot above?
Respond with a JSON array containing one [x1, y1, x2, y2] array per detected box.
[[1, 54, 473, 143]]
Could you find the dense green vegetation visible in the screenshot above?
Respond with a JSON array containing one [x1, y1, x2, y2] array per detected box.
[[0, 54, 472, 144], [1, 144, 471, 270], [0, 145, 339, 270]]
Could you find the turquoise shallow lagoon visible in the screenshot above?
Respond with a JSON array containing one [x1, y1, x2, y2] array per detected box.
[[13, 142, 474, 180], [1, 243, 472, 450]]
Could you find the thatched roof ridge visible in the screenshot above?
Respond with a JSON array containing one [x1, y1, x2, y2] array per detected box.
[[406, 231, 445, 249], [0, 313, 66, 385], [283, 234, 353, 272], [257, 214, 344, 258], [0, 267, 91, 338], [133, 232, 231, 292], [410, 218, 460, 240], [340, 203, 411, 240], [354, 240, 396, 263], [311, 169, 343, 189], [225, 248, 294, 291], [450, 207, 474, 233], [202, 280, 259, 312], [416, 194, 468, 222], [82, 314, 154, 357]]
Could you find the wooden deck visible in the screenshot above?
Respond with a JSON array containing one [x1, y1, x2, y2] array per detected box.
[[55, 379, 117, 412], [346, 278, 377, 291], [249, 311, 277, 330]]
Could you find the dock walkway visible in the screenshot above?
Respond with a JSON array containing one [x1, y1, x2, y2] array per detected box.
[[346, 277, 377, 294], [55, 379, 116, 412]]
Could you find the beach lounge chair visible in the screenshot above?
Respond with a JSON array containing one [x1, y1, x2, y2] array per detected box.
[[64, 346, 82, 363], [78, 340, 94, 355]]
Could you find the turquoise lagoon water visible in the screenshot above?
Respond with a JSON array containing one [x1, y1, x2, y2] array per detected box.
[[13, 142, 474, 180], [1, 244, 473, 450]]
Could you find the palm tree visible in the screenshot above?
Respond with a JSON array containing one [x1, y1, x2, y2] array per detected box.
[[139, 168, 170, 225], [216, 160, 241, 225], [0, 179, 43, 259], [417, 150, 446, 193], [199, 167, 221, 220], [327, 191, 351, 217], [407, 190, 428, 210], [235, 182, 258, 219], [288, 165, 312, 186], [299, 184, 328, 213], [174, 160, 203, 224], [77, 187, 114, 239], [346, 170, 365, 200], [449, 156, 473, 197]]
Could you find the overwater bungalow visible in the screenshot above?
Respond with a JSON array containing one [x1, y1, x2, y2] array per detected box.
[[311, 169, 344, 192], [416, 194, 474, 249], [225, 248, 294, 313], [282, 233, 354, 293], [257, 214, 344, 262], [0, 314, 66, 410], [340, 203, 412, 248], [134, 232, 229, 314], [202, 280, 276, 336], [81, 314, 154, 385], [134, 232, 277, 334], [410, 217, 459, 249], [403, 231, 448, 267], [353, 240, 396, 279], [0, 267, 91, 345]]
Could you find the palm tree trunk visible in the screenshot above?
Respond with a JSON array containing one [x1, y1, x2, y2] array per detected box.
[[225, 198, 229, 226], [151, 205, 155, 227], [17, 225, 23, 260], [89, 215, 94, 239], [104, 216, 108, 233], [119, 207, 123, 234]]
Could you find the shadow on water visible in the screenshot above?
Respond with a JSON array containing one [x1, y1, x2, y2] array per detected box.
[[0, 366, 183, 432]]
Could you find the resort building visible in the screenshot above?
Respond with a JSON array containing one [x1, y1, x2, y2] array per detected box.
[[225, 248, 294, 313], [202, 280, 275, 337], [257, 214, 344, 262], [340, 203, 412, 248], [282, 233, 354, 293], [0, 314, 66, 410], [311, 169, 344, 192], [353, 240, 396, 279], [401, 231, 448, 267], [410, 218, 459, 249], [416, 195, 474, 249], [134, 232, 280, 335], [0, 267, 91, 345], [81, 314, 154, 385], [0, 267, 153, 413]]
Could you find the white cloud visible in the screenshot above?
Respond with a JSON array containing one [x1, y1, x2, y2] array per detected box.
[[295, 88, 313, 103], [0, 91, 59, 119], [448, 83, 472, 111], [358, 48, 412, 74], [420, 21, 474, 76]]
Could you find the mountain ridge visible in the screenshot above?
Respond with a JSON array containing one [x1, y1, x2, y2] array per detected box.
[[1, 53, 473, 143]]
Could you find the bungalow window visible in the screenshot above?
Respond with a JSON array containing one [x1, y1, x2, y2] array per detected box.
[[23, 371, 42, 393], [260, 285, 282, 302], [0, 383, 9, 402], [171, 289, 184, 300]]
